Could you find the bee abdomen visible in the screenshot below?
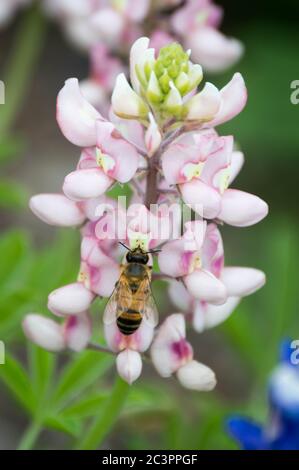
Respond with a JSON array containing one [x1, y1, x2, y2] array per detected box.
[[117, 308, 142, 336]]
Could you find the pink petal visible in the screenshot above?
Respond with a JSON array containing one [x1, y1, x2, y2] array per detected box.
[[184, 269, 227, 305], [219, 189, 269, 227], [99, 133, 139, 183], [116, 349, 142, 384], [206, 73, 247, 128], [56, 78, 103, 147], [23, 314, 65, 352], [158, 239, 196, 278], [202, 223, 224, 278], [200, 135, 234, 187], [30, 193, 85, 227], [150, 314, 188, 377], [48, 282, 95, 316], [162, 142, 206, 185], [176, 360, 216, 391], [192, 297, 240, 332], [221, 267, 266, 297], [187, 27, 243, 73], [63, 169, 113, 201], [90, 259, 120, 297], [64, 312, 92, 352], [180, 179, 221, 219], [168, 280, 192, 313]]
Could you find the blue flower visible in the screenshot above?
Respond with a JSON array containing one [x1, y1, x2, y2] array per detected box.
[[227, 339, 299, 450]]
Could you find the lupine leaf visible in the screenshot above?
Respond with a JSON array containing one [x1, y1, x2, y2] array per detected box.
[[0, 354, 35, 413], [52, 351, 113, 409]]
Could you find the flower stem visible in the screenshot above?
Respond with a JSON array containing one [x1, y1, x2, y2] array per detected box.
[[0, 4, 47, 139], [17, 420, 42, 450], [77, 376, 130, 450]]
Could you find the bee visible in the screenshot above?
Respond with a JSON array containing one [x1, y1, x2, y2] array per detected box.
[[103, 244, 159, 335]]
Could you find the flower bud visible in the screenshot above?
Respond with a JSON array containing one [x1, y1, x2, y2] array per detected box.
[[116, 349, 142, 384]]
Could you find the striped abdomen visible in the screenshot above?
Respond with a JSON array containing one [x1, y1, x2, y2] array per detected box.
[[116, 308, 142, 336], [116, 263, 148, 336]]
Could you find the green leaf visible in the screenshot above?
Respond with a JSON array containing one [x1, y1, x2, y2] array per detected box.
[[0, 230, 31, 287], [28, 344, 56, 398], [44, 415, 82, 438], [0, 353, 35, 413], [52, 350, 113, 409], [60, 392, 109, 419]]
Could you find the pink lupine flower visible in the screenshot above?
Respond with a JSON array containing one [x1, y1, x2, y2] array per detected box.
[[185, 72, 247, 124], [79, 236, 119, 298], [45, 0, 150, 50], [95, 202, 175, 250], [57, 78, 105, 147], [29, 193, 86, 227], [159, 222, 227, 305], [163, 132, 268, 226], [105, 319, 154, 384], [63, 121, 139, 201], [151, 314, 216, 391], [23, 312, 91, 352], [48, 282, 95, 317], [168, 280, 240, 332], [171, 0, 243, 72]]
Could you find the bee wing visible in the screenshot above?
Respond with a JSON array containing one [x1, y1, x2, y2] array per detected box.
[[103, 287, 119, 325], [142, 286, 159, 328], [103, 275, 133, 325], [144, 291, 159, 327]]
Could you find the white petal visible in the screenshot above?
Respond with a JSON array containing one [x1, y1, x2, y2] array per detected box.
[[184, 269, 227, 305], [23, 314, 65, 352], [56, 78, 103, 147], [177, 360, 217, 391], [221, 267, 266, 297], [112, 73, 148, 119], [48, 283, 94, 316], [193, 297, 240, 332], [30, 194, 85, 227], [185, 82, 221, 121]]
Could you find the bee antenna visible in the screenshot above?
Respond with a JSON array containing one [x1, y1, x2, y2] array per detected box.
[[119, 241, 130, 251], [147, 249, 162, 254]]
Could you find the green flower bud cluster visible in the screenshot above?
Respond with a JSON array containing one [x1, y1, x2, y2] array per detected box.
[[136, 43, 203, 118]]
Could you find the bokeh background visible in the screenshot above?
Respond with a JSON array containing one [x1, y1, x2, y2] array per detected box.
[[0, 0, 298, 450]]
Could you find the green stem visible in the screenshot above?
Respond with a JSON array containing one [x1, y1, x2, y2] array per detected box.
[[17, 420, 42, 450], [77, 377, 130, 450], [0, 4, 47, 139]]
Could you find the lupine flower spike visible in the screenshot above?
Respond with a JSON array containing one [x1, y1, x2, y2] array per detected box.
[[25, 37, 268, 390]]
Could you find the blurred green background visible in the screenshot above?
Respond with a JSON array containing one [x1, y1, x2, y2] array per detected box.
[[0, 0, 298, 450]]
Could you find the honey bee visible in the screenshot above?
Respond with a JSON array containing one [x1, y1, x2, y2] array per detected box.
[[103, 244, 159, 335]]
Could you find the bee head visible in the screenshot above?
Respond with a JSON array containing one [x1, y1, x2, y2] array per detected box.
[[126, 250, 149, 265]]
